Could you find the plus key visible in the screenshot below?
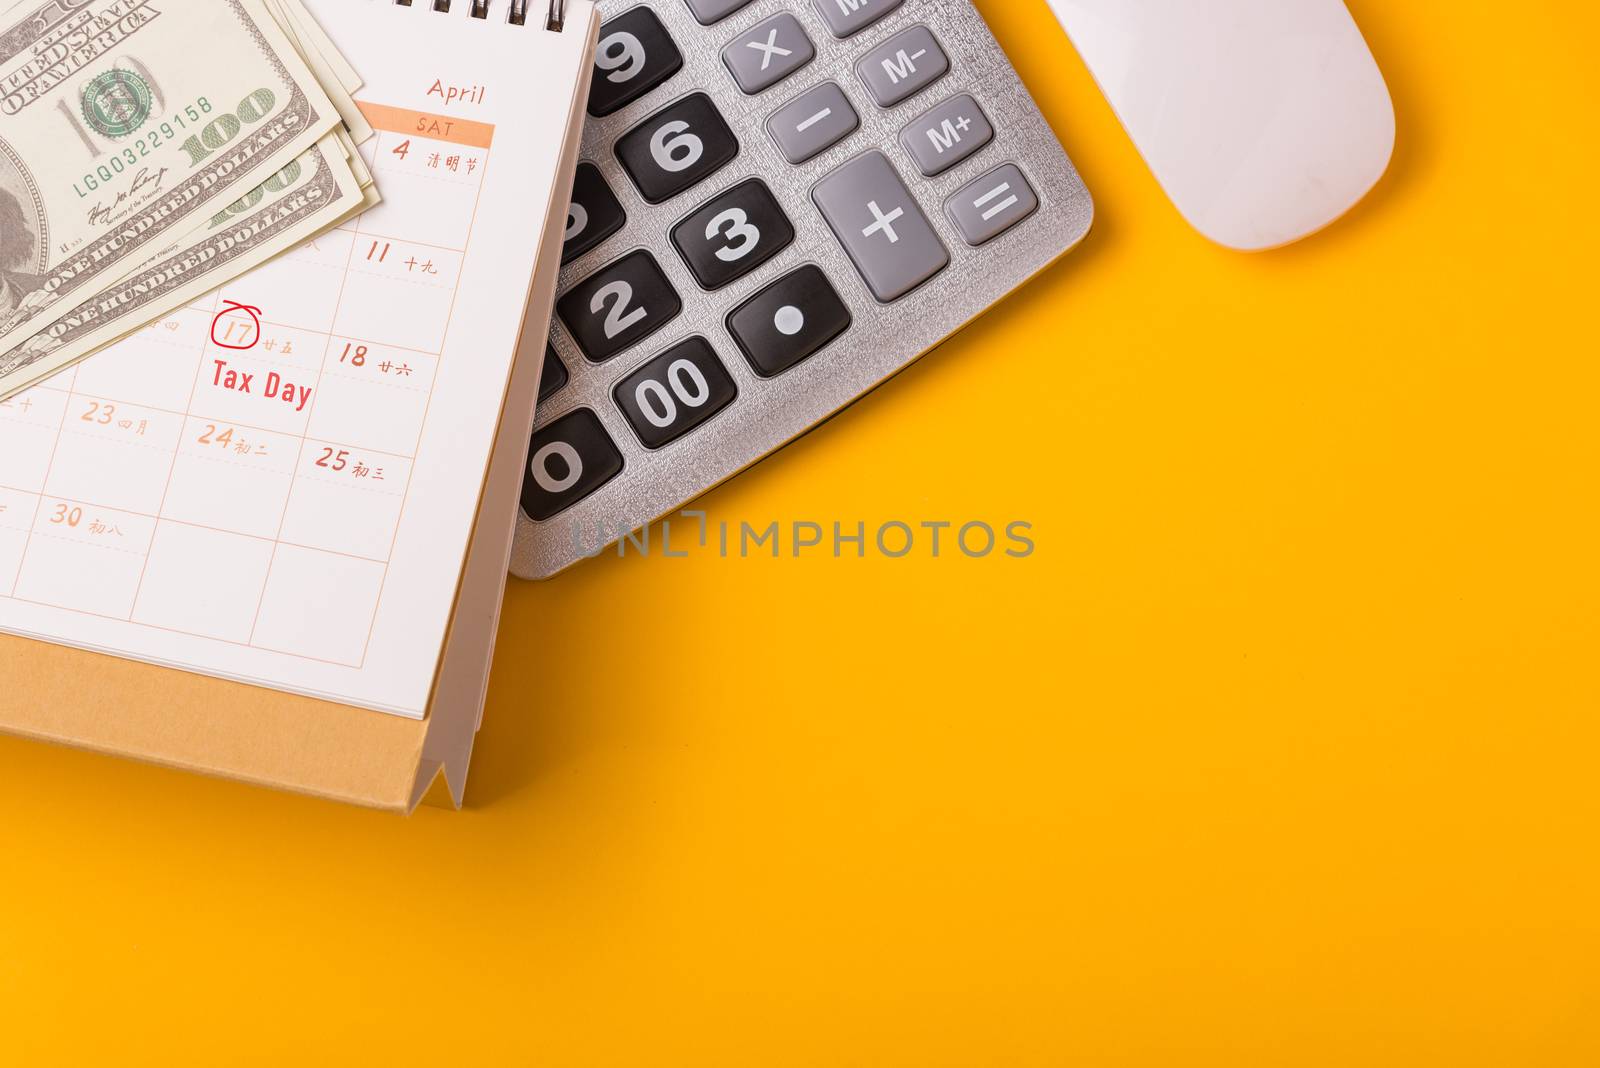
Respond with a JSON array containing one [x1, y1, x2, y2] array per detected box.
[[861, 199, 905, 243], [812, 150, 948, 302]]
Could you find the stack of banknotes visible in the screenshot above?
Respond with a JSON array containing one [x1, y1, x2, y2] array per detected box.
[[0, 0, 379, 398]]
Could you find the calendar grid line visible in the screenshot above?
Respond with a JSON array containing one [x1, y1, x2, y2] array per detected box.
[[252, 321, 445, 359], [20, 395, 424, 464], [0, 491, 404, 565], [10, 363, 80, 601], [246, 234, 363, 652], [5, 591, 381, 670], [126, 289, 229, 623], [352, 223, 467, 256], [357, 142, 495, 670], [24, 529, 148, 556]]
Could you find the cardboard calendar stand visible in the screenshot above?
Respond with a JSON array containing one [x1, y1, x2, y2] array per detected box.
[[0, 17, 597, 811]]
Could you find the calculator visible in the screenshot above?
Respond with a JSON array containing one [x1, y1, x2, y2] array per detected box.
[[510, 0, 1094, 578]]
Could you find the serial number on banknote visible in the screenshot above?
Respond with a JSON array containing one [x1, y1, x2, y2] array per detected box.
[[71, 95, 217, 197]]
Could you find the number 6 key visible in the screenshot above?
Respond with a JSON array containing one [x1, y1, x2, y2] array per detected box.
[[614, 92, 739, 204]]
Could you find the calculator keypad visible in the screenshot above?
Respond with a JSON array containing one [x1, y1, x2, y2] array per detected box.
[[557, 249, 682, 362], [518, 0, 1094, 576], [945, 163, 1040, 246], [521, 409, 624, 521], [539, 344, 568, 402], [614, 92, 740, 204], [727, 265, 852, 377], [588, 7, 683, 118], [561, 162, 627, 264], [767, 81, 859, 164], [900, 94, 992, 177], [856, 25, 948, 107], [812, 0, 902, 39], [722, 13, 816, 95], [684, 0, 751, 26], [812, 150, 948, 302], [613, 336, 738, 448], [670, 178, 795, 290]]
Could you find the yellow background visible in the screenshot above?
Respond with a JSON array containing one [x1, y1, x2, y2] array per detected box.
[[3, 1, 1597, 1063]]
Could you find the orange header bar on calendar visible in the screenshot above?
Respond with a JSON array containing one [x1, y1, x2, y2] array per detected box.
[[357, 102, 495, 149]]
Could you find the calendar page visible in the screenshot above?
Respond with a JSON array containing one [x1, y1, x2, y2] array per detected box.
[[0, 2, 593, 717]]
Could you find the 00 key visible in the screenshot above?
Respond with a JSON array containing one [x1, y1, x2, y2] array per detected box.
[[613, 336, 737, 448]]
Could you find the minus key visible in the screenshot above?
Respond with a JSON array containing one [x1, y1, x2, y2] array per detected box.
[[767, 82, 860, 165]]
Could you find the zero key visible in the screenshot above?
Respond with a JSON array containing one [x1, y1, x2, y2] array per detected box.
[[811, 150, 948, 303], [521, 408, 624, 521]]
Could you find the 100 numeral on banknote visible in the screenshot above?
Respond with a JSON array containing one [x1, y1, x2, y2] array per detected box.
[[0, 0, 340, 357]]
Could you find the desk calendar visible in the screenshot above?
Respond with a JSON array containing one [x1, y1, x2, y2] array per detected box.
[[0, 102, 502, 704], [0, 0, 600, 809]]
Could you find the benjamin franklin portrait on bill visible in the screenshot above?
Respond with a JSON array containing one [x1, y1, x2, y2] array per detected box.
[[0, 142, 47, 322]]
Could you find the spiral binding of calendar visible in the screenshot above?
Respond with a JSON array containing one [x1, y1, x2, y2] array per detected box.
[[396, 0, 566, 31]]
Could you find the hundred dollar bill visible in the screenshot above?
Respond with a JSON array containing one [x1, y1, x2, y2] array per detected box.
[[0, 0, 343, 353], [0, 133, 364, 396], [265, 0, 371, 143], [263, 0, 372, 146], [276, 0, 359, 96]]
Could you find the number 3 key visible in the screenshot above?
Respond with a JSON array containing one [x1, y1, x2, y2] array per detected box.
[[670, 178, 794, 290]]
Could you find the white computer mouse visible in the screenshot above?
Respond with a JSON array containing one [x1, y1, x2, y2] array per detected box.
[[1043, 0, 1395, 250]]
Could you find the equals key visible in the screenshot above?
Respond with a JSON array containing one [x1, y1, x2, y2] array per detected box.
[[945, 164, 1040, 247]]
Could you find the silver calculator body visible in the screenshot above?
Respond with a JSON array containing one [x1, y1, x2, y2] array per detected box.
[[511, 0, 1093, 578]]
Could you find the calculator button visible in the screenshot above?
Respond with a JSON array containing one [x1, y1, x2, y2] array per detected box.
[[613, 336, 738, 448], [899, 94, 993, 177], [726, 264, 851, 378], [614, 92, 740, 204], [557, 250, 683, 363], [587, 8, 683, 118], [683, 0, 752, 26], [521, 409, 624, 521], [561, 162, 626, 265], [811, 0, 901, 39], [670, 178, 795, 290], [856, 25, 949, 108], [945, 163, 1039, 246], [721, 13, 815, 95], [811, 150, 948, 303], [537, 346, 569, 404], [767, 82, 859, 164], [539, 344, 568, 402]]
